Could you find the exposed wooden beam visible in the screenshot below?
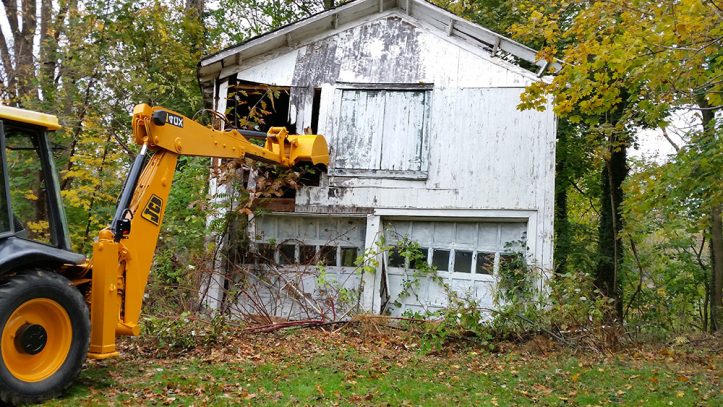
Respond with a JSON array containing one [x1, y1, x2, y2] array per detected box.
[[492, 37, 501, 56], [536, 60, 551, 77]]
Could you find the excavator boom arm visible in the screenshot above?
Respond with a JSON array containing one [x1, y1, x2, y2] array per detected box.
[[87, 104, 328, 359]]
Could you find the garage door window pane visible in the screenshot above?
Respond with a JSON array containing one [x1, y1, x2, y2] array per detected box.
[[279, 244, 296, 265], [300, 245, 317, 264], [255, 243, 275, 263], [410, 248, 429, 270], [454, 251, 472, 273], [476, 252, 495, 275], [432, 249, 450, 271], [500, 253, 525, 273], [341, 247, 358, 267], [320, 246, 337, 266], [388, 247, 406, 268]]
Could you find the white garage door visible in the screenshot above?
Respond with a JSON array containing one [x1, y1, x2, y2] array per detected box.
[[383, 220, 527, 316], [254, 215, 366, 268], [240, 215, 367, 320]]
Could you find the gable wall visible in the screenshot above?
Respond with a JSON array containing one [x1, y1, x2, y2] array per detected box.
[[225, 14, 553, 198], [215, 10, 556, 276]]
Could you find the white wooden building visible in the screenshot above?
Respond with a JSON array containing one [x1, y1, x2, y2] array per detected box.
[[198, 0, 557, 318]]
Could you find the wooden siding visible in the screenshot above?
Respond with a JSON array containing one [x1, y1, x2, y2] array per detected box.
[[221, 12, 556, 270], [209, 8, 557, 316], [334, 89, 428, 173]]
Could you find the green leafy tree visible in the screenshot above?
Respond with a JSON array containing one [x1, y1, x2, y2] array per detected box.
[[510, 0, 721, 327]]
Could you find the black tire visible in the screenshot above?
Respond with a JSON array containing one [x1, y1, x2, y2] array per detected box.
[[0, 270, 90, 405]]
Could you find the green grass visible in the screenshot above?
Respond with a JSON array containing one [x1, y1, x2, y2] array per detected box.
[[48, 331, 721, 406]]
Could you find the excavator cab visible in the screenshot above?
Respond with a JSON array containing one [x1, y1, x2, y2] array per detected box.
[[0, 106, 89, 405], [0, 106, 84, 272]]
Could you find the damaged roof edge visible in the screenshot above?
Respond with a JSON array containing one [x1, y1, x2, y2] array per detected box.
[[199, 0, 358, 68], [198, 0, 562, 83]]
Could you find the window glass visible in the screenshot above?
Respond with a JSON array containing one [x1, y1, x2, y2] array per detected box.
[[278, 244, 296, 265], [387, 246, 406, 268], [410, 248, 429, 270], [319, 246, 337, 266], [4, 127, 53, 244], [255, 243, 275, 263], [340, 247, 358, 267], [476, 252, 495, 275], [432, 249, 450, 272], [300, 245, 317, 265], [454, 250, 473, 273], [500, 253, 526, 273]]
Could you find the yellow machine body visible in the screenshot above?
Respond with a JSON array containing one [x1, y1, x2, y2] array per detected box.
[[0, 103, 329, 403], [86, 104, 328, 358], [0, 105, 62, 131]]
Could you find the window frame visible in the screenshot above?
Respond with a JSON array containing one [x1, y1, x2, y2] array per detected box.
[[329, 83, 433, 180], [252, 215, 366, 269], [383, 220, 528, 282], [0, 121, 12, 239], [1, 121, 71, 249]]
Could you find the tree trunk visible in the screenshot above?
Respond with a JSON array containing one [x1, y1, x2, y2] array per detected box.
[[698, 95, 722, 331], [16, 0, 38, 102], [595, 140, 627, 322], [711, 205, 723, 331], [38, 0, 67, 106], [1, 0, 68, 105], [554, 121, 572, 273]]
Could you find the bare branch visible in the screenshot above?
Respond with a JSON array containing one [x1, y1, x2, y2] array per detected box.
[[660, 127, 681, 152]]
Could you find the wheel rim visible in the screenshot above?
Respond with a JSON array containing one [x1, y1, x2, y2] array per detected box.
[[1, 298, 72, 382]]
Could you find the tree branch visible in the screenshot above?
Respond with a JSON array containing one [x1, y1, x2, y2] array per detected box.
[[660, 127, 680, 152]]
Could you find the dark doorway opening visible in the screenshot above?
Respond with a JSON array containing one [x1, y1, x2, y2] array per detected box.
[[310, 88, 322, 134], [226, 77, 294, 133]]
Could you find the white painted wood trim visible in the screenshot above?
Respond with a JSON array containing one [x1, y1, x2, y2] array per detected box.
[[199, 1, 561, 85], [374, 208, 537, 219], [200, 0, 376, 66], [201, 79, 232, 312], [263, 211, 368, 218], [361, 215, 383, 312], [217, 80, 229, 122]]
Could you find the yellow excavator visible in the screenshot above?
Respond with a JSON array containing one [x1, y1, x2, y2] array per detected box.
[[0, 104, 329, 404]]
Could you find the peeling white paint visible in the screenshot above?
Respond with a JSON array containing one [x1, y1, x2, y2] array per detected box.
[[212, 9, 557, 317], [229, 48, 300, 85]]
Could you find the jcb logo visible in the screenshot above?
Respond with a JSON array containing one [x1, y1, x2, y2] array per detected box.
[[141, 195, 163, 226]]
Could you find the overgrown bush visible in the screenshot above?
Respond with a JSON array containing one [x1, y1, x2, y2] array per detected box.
[[391, 236, 622, 353], [418, 292, 494, 353]]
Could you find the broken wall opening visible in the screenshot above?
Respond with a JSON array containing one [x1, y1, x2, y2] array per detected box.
[[224, 76, 326, 206], [226, 77, 295, 133]]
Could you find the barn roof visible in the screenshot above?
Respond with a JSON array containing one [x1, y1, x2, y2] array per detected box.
[[198, 0, 560, 97]]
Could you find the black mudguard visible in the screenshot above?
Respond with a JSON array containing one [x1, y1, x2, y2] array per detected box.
[[0, 236, 86, 277]]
